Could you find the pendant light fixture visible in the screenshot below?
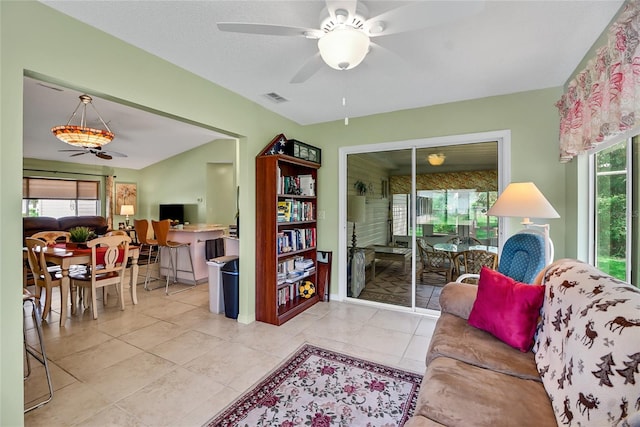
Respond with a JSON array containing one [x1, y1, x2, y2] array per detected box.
[[51, 94, 114, 148], [427, 153, 446, 166]]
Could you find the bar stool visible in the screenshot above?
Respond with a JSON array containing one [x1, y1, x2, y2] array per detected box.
[[134, 219, 160, 290], [151, 219, 197, 295], [23, 288, 53, 413]]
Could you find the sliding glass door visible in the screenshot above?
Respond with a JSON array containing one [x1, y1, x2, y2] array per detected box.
[[345, 138, 501, 312]]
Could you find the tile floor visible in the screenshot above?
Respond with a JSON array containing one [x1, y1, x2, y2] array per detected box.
[[23, 272, 438, 426], [356, 259, 447, 310]]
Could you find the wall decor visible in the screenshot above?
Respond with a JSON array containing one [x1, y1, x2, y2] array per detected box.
[[115, 182, 137, 214]]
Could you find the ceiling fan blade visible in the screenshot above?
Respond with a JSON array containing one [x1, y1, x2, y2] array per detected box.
[[365, 1, 485, 37], [326, 0, 358, 22], [70, 152, 87, 157], [95, 152, 112, 160], [217, 23, 322, 39], [58, 149, 86, 153], [290, 53, 324, 84], [103, 150, 127, 158]]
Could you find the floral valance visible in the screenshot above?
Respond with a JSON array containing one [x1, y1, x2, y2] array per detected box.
[[556, 0, 640, 162]]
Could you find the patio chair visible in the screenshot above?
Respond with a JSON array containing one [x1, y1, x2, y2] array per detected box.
[[417, 239, 453, 284], [455, 249, 499, 284]]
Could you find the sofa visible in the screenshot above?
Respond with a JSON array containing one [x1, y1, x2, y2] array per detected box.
[[23, 215, 108, 242], [406, 258, 640, 427]]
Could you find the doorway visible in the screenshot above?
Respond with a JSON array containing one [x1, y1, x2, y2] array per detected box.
[[340, 131, 510, 314]]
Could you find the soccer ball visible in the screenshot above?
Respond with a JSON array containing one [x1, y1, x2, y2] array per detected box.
[[299, 281, 315, 299]]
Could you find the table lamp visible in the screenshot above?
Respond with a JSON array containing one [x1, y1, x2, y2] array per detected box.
[[120, 204, 135, 228], [347, 195, 366, 261], [487, 182, 560, 265]]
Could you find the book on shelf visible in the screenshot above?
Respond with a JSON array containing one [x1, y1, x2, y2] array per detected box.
[[277, 201, 291, 222], [299, 174, 315, 197], [277, 199, 315, 222], [278, 173, 316, 197], [276, 228, 316, 254]]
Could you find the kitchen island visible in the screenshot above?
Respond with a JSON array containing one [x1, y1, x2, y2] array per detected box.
[[159, 224, 228, 284]]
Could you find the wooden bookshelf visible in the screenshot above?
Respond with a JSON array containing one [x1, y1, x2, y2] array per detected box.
[[255, 153, 320, 325]]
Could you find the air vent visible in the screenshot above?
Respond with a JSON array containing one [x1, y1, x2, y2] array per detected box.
[[263, 92, 289, 104]]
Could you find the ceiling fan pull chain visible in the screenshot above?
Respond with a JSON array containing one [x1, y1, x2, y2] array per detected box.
[[342, 96, 349, 126]]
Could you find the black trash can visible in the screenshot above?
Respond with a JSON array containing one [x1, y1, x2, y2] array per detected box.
[[221, 257, 240, 319]]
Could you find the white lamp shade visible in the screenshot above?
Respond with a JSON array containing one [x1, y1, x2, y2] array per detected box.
[[120, 204, 135, 216], [347, 195, 366, 223], [318, 27, 370, 70], [487, 182, 559, 221]]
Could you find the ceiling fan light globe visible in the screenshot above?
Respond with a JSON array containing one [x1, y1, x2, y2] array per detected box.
[[318, 27, 369, 71]]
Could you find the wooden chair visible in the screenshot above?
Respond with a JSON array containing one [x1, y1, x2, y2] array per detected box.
[[25, 237, 64, 319], [152, 219, 196, 294], [134, 219, 160, 290], [416, 238, 453, 284], [69, 235, 131, 320], [31, 231, 70, 245], [105, 230, 128, 236], [455, 250, 499, 284]]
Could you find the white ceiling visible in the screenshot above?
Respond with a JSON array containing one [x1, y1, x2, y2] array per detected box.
[[26, 0, 624, 170], [23, 77, 230, 170]]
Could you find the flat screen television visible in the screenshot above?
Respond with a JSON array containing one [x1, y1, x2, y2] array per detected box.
[[159, 204, 184, 224]]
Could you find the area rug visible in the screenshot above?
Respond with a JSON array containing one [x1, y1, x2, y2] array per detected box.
[[204, 343, 423, 427]]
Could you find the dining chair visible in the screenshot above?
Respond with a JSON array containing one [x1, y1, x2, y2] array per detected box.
[[25, 237, 64, 319], [152, 219, 196, 294], [455, 250, 499, 284], [69, 235, 131, 320], [31, 231, 71, 245], [416, 238, 453, 284], [27, 231, 72, 279], [134, 219, 160, 290], [23, 288, 53, 412], [105, 230, 128, 236]]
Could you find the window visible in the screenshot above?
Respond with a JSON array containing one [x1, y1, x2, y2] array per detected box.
[[23, 177, 100, 217], [591, 139, 631, 282], [392, 189, 498, 243]]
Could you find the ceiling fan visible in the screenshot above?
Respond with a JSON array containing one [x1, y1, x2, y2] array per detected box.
[[59, 146, 127, 160], [217, 0, 484, 83]]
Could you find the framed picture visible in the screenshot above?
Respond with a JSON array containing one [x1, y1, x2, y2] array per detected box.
[[115, 182, 137, 214], [286, 139, 322, 164]]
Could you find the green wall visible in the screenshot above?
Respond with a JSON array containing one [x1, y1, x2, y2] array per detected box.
[[2, 2, 300, 424], [138, 138, 237, 223], [2, 1, 596, 425], [300, 86, 566, 266]]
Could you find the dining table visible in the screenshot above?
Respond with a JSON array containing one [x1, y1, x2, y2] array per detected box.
[[25, 243, 140, 326], [433, 243, 498, 255], [433, 243, 498, 279]]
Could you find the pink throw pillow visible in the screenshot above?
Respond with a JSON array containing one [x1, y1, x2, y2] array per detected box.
[[468, 267, 545, 352]]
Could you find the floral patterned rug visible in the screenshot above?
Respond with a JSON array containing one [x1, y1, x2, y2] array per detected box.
[[204, 344, 423, 427]]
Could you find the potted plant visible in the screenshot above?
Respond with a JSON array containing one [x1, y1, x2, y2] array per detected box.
[[68, 226, 95, 248], [354, 180, 369, 196]]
